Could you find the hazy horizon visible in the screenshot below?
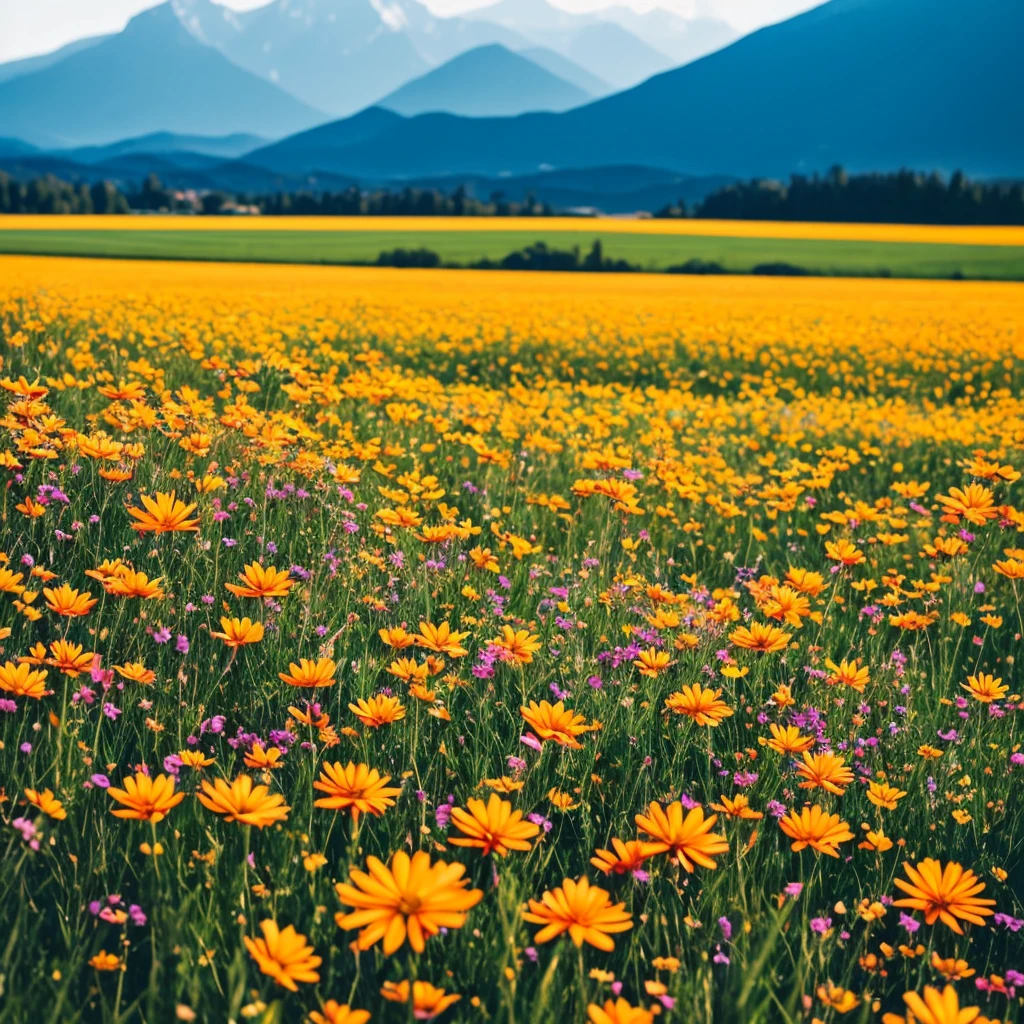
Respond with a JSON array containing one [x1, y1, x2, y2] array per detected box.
[[0, 0, 824, 64]]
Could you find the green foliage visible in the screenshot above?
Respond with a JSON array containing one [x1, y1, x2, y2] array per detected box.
[[0, 172, 127, 215], [661, 166, 1024, 226], [2, 229, 1024, 280]]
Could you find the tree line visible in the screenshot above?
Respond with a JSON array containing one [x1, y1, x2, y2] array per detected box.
[[658, 166, 1024, 224], [240, 184, 555, 217], [375, 239, 637, 272], [0, 172, 557, 217], [94, 174, 560, 217], [0, 172, 129, 214], [4, 167, 1024, 224]]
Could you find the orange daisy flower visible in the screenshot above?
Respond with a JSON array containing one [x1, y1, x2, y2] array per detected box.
[[635, 801, 729, 871], [126, 491, 200, 534], [892, 859, 996, 934], [225, 562, 294, 599], [520, 699, 594, 748], [107, 772, 183, 822], [448, 794, 540, 857], [334, 850, 483, 954], [523, 876, 633, 951]]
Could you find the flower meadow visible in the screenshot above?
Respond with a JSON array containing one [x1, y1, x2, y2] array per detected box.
[[0, 255, 1022, 1024]]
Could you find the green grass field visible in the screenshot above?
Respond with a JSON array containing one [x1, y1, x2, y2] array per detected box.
[[2, 227, 1024, 277]]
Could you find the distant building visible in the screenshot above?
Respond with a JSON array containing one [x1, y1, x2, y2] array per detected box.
[[221, 203, 261, 216]]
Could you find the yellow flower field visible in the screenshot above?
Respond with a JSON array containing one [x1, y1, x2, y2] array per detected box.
[[4, 213, 1024, 246], [0, 255, 1022, 1024]]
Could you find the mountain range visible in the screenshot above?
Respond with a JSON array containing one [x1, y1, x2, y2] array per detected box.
[[0, 0, 1020, 195], [61, 132, 266, 163], [241, 0, 1023, 181], [378, 45, 592, 117], [0, 4, 323, 148], [0, 0, 734, 146], [463, 0, 736, 70], [176, 0, 726, 108], [0, 135, 732, 213], [0, 35, 114, 85]]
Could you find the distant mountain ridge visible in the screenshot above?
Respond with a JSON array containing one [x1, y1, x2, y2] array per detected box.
[[0, 143, 732, 215], [247, 0, 1024, 181], [378, 45, 592, 118], [462, 0, 704, 88], [0, 34, 112, 84], [0, 138, 40, 159], [559, 22, 675, 90], [196, 0, 724, 110], [243, 108, 406, 175], [462, 0, 736, 67], [63, 132, 267, 164], [1, 0, 1018, 188], [0, 0, 730, 124], [518, 47, 611, 97], [0, 4, 323, 147]]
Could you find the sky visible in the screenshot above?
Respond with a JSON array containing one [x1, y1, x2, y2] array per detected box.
[[0, 0, 823, 64]]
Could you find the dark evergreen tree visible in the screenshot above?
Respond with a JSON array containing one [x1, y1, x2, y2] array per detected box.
[[670, 167, 1024, 224]]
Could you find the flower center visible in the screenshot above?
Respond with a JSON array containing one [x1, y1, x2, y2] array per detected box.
[[398, 894, 423, 914]]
